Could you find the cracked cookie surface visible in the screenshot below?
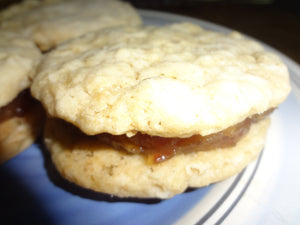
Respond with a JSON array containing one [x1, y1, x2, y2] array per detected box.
[[32, 23, 290, 137]]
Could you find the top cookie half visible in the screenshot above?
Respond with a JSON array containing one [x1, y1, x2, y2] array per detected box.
[[31, 23, 291, 137], [0, 31, 41, 107], [0, 0, 142, 51]]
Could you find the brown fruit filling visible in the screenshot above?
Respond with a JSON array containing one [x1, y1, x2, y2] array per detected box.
[[0, 89, 41, 123], [98, 109, 273, 163]]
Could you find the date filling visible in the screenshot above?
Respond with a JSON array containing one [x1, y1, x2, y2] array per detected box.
[[98, 109, 273, 163], [0, 89, 41, 123], [2, 90, 273, 164]]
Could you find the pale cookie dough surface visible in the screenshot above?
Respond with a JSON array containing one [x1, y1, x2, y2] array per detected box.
[[0, 31, 41, 107], [0, 0, 142, 51], [32, 23, 290, 137], [45, 117, 270, 199]]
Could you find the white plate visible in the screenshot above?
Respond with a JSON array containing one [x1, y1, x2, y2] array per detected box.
[[1, 10, 300, 225]]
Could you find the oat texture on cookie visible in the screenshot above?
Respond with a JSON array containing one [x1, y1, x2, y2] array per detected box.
[[31, 23, 290, 137], [0, 0, 142, 51]]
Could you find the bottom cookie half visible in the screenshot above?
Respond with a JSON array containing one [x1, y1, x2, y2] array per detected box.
[[44, 117, 270, 199]]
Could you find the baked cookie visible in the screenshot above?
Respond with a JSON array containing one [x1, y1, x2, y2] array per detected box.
[[33, 23, 290, 198], [0, 31, 44, 164], [0, 0, 142, 51]]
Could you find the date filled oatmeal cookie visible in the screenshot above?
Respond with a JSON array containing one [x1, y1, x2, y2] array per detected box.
[[31, 23, 290, 198], [0, 31, 44, 163]]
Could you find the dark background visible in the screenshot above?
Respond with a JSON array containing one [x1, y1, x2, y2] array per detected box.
[[127, 0, 300, 64]]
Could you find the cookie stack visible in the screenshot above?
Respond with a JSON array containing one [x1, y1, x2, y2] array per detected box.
[[0, 0, 290, 199], [0, 31, 43, 163], [0, 0, 141, 163]]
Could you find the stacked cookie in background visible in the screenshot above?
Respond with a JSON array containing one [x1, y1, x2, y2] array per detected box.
[[0, 31, 43, 163], [0, 0, 142, 52], [0, 0, 290, 198], [0, 0, 142, 163]]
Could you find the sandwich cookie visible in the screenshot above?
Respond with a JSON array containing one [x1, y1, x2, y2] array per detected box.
[[32, 23, 291, 198], [0, 31, 44, 163]]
